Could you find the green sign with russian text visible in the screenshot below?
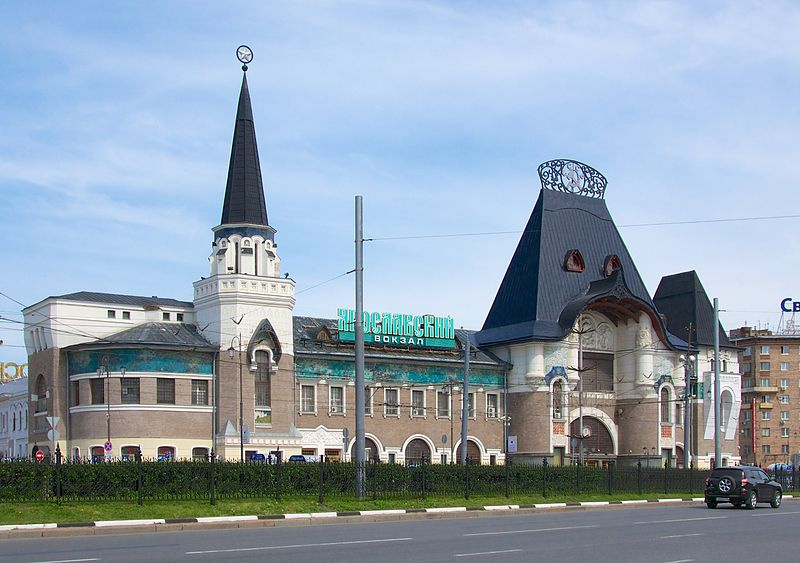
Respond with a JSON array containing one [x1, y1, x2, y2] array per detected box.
[[337, 308, 455, 349]]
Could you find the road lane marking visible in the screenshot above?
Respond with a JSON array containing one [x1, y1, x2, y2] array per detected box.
[[186, 537, 412, 555], [663, 559, 694, 563], [32, 559, 100, 563], [752, 510, 800, 516], [634, 516, 726, 525], [455, 549, 523, 557], [464, 525, 598, 537], [661, 533, 704, 539]]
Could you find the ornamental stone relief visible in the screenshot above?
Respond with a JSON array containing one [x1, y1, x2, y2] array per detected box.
[[654, 356, 676, 382], [544, 344, 568, 374], [635, 327, 652, 349]]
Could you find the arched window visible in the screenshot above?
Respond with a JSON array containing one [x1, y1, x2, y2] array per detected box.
[[660, 387, 671, 423], [35, 375, 47, 413], [254, 350, 272, 425], [157, 446, 176, 461], [564, 249, 585, 273], [553, 380, 564, 419], [603, 255, 622, 277], [721, 390, 733, 431]]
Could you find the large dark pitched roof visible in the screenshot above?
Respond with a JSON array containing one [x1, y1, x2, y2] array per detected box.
[[53, 291, 192, 308], [477, 188, 673, 347], [653, 271, 734, 349], [65, 322, 215, 350], [220, 72, 269, 227]]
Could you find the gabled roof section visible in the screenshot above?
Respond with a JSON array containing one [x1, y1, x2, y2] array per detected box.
[[51, 291, 192, 308], [220, 72, 269, 228], [653, 270, 734, 349], [478, 187, 665, 347], [80, 322, 214, 349]]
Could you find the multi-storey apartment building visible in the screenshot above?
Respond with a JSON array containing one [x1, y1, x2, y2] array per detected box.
[[731, 326, 800, 467]]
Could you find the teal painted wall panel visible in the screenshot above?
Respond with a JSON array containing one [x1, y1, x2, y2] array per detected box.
[[68, 349, 214, 375], [295, 358, 503, 388]]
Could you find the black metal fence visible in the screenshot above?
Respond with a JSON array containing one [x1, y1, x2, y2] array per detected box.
[[2, 451, 796, 505]]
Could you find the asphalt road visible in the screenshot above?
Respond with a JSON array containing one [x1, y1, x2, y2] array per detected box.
[[1, 503, 798, 562]]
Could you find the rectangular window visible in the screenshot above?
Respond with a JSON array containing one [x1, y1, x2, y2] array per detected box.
[[760, 378, 771, 387], [385, 388, 399, 416], [582, 352, 614, 391], [486, 393, 499, 418], [70, 381, 80, 407], [762, 410, 771, 421], [364, 387, 372, 416], [107, 310, 116, 319], [781, 378, 790, 388], [781, 362, 790, 371], [162, 312, 171, 321], [760, 362, 771, 371], [761, 395, 771, 403], [176, 313, 184, 322], [411, 389, 425, 417], [468, 392, 476, 418], [762, 428, 771, 437], [782, 345, 790, 355], [743, 410, 751, 421], [300, 385, 315, 414], [781, 410, 790, 421], [157, 378, 175, 404], [122, 311, 130, 320], [191, 380, 208, 405], [91, 378, 105, 405], [120, 378, 140, 404], [743, 346, 752, 356], [761, 345, 770, 355], [782, 444, 790, 454], [762, 444, 771, 454], [783, 427, 790, 438], [743, 378, 754, 389], [437, 391, 450, 417], [743, 363, 752, 373], [781, 395, 790, 404], [329, 385, 344, 414]]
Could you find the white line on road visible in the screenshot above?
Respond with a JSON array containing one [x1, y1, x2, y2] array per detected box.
[[663, 559, 694, 563], [635, 516, 726, 525], [455, 549, 523, 557], [186, 537, 413, 555], [752, 510, 800, 516], [32, 559, 100, 563], [464, 525, 598, 537], [661, 533, 704, 539]]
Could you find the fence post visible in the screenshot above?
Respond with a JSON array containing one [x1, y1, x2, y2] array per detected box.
[[637, 461, 642, 495], [793, 465, 797, 491], [464, 460, 470, 500], [274, 455, 281, 502], [542, 458, 548, 498], [504, 455, 510, 498], [136, 448, 143, 506], [607, 461, 613, 495], [421, 458, 427, 500], [689, 462, 694, 494], [209, 450, 216, 506], [575, 461, 580, 495], [664, 461, 668, 495], [372, 459, 378, 501], [55, 444, 62, 505], [318, 455, 325, 504]]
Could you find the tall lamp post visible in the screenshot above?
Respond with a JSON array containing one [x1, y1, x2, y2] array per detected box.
[[97, 356, 125, 456], [228, 335, 244, 462]]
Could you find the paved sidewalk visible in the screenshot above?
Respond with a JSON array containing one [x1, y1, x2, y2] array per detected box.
[[1, 495, 793, 539]]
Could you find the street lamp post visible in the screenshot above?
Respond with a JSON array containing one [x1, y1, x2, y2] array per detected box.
[[228, 335, 244, 462], [97, 356, 125, 457]]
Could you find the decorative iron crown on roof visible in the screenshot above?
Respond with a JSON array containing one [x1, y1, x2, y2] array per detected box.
[[537, 159, 607, 199]]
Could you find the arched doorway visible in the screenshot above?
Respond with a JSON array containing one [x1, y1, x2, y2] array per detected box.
[[570, 416, 614, 466], [405, 438, 432, 465], [350, 437, 381, 462], [675, 446, 685, 469], [457, 440, 482, 464]]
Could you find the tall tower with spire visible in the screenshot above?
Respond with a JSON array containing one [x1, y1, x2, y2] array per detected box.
[[193, 48, 296, 455]]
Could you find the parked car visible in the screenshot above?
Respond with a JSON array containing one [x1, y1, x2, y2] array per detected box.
[[288, 454, 307, 463], [704, 466, 782, 509]]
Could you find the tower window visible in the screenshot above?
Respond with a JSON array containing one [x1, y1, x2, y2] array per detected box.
[[603, 255, 622, 277]]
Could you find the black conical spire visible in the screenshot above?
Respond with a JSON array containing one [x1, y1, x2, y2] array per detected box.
[[220, 71, 269, 227]]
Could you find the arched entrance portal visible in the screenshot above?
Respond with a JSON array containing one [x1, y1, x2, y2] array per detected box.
[[570, 416, 614, 467], [405, 438, 432, 465], [350, 437, 381, 462], [457, 440, 482, 464]]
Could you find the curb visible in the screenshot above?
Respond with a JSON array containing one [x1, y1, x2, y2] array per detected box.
[[0, 495, 793, 535]]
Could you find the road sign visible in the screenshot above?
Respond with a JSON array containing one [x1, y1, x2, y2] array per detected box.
[[441, 434, 448, 444], [47, 429, 60, 441], [35, 450, 45, 462], [342, 427, 349, 439], [507, 435, 517, 453], [46, 416, 60, 428], [104, 441, 113, 452]]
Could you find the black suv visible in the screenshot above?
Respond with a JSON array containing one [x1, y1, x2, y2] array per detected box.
[[705, 466, 782, 509]]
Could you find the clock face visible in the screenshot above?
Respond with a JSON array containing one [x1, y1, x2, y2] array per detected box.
[[561, 162, 586, 193], [236, 45, 253, 64]]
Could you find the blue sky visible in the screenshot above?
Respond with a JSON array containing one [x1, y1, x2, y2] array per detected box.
[[2, 1, 800, 365]]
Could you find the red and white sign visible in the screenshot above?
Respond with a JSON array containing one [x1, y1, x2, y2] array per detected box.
[[34, 450, 45, 462]]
